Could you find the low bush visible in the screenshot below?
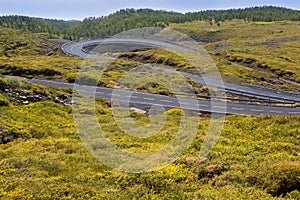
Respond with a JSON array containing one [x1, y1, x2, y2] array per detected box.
[[0, 94, 10, 107], [264, 161, 300, 196], [0, 78, 8, 90]]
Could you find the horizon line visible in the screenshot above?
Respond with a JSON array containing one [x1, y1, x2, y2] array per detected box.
[[0, 5, 299, 21]]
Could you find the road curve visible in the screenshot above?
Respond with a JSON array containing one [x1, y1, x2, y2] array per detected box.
[[62, 40, 300, 104], [29, 79, 300, 116], [60, 40, 300, 116]]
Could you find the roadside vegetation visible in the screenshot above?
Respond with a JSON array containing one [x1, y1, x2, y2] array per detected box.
[[169, 20, 300, 92], [0, 27, 210, 96], [2, 6, 299, 40], [0, 79, 299, 199], [1, 9, 300, 92], [0, 27, 58, 56], [0, 6, 300, 199]]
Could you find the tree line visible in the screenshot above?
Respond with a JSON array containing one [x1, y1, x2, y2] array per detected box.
[[0, 6, 299, 40]]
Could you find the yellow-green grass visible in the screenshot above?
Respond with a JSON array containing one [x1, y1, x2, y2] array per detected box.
[[0, 54, 210, 97], [0, 27, 83, 80], [2, 20, 300, 93], [169, 20, 300, 90], [0, 27, 57, 56], [118, 48, 194, 71], [0, 92, 300, 199], [0, 55, 83, 79]]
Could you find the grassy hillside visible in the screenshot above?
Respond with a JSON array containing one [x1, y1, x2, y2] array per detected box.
[[0, 79, 299, 199], [67, 6, 300, 40], [36, 18, 79, 31], [0, 27, 209, 95], [0, 9, 300, 199], [0, 7, 299, 40], [0, 27, 84, 81], [0, 16, 78, 36], [1, 19, 299, 93], [168, 20, 300, 92], [0, 27, 58, 56]]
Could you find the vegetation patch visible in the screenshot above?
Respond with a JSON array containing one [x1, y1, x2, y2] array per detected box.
[[0, 90, 299, 198]]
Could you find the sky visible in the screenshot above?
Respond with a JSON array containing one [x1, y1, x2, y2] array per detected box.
[[0, 0, 299, 20]]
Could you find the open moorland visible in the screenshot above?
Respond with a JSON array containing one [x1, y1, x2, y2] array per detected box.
[[0, 6, 300, 199]]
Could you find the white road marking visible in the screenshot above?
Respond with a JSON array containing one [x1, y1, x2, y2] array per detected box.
[[270, 110, 283, 114], [143, 97, 155, 101], [186, 108, 197, 110], [114, 99, 129, 103], [289, 111, 300, 114], [214, 106, 226, 109], [180, 102, 190, 105], [251, 109, 264, 112], [198, 104, 209, 107], [161, 99, 173, 103], [232, 107, 244, 111]]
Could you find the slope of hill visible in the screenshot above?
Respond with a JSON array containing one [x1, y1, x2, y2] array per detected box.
[[36, 18, 79, 31], [169, 20, 300, 89], [0, 27, 57, 56], [0, 16, 60, 35], [0, 16, 78, 37], [67, 6, 300, 39], [0, 6, 300, 200], [0, 78, 299, 198], [67, 9, 184, 39], [0, 6, 299, 40], [0, 26, 83, 80]]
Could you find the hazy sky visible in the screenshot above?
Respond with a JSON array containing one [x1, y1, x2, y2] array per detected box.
[[1, 0, 299, 20]]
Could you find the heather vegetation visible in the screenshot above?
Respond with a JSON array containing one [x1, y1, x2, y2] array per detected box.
[[0, 7, 299, 93], [0, 80, 299, 198], [170, 20, 300, 92], [0, 6, 300, 199], [0, 27, 58, 56], [0, 7, 299, 40]]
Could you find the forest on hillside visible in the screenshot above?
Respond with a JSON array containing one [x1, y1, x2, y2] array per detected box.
[[0, 6, 299, 40], [1, 5, 300, 199]]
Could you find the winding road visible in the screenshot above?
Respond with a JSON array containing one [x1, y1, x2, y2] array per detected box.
[[54, 39, 300, 116]]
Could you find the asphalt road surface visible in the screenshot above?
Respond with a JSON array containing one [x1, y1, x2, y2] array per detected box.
[[29, 79, 300, 116], [62, 39, 300, 103], [58, 39, 300, 116]]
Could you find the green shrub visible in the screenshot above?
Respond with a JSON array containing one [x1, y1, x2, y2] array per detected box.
[[66, 72, 77, 83], [0, 94, 10, 107], [0, 78, 8, 90], [242, 57, 256, 63], [287, 190, 300, 199], [77, 74, 98, 86], [40, 68, 62, 76], [264, 161, 300, 196], [236, 57, 243, 62], [229, 56, 237, 62], [6, 78, 21, 89], [0, 128, 31, 144], [165, 108, 183, 116]]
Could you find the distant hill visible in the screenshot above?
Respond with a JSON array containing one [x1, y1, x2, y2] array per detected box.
[[66, 6, 300, 39], [66, 8, 184, 39], [0, 15, 59, 34], [35, 18, 79, 31], [67, 20, 81, 23], [0, 15, 78, 36], [0, 26, 58, 56], [0, 6, 299, 40]]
